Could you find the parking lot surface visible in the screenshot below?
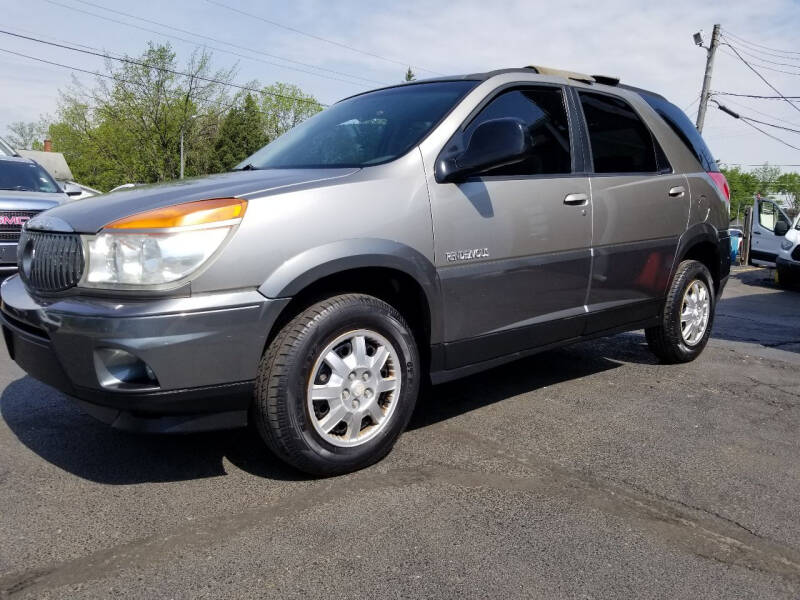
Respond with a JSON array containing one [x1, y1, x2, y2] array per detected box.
[[0, 268, 798, 599]]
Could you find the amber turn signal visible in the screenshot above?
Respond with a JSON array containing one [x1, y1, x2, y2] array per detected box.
[[105, 198, 247, 230]]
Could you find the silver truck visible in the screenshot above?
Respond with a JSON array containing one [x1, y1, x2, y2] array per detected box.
[[1, 67, 731, 475], [0, 155, 79, 272]]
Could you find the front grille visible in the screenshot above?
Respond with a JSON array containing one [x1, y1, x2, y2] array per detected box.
[[0, 210, 42, 242], [19, 230, 84, 293]]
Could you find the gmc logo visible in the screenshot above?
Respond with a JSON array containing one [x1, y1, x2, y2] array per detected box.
[[0, 216, 30, 227]]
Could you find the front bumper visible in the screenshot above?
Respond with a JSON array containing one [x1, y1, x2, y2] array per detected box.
[[777, 257, 800, 274], [0, 241, 19, 272], [0, 275, 289, 432]]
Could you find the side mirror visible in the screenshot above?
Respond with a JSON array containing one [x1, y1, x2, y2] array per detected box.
[[775, 221, 789, 236], [436, 118, 531, 183], [63, 182, 82, 197]]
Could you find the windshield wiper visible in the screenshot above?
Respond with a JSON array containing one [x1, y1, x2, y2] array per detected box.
[[0, 187, 34, 191], [232, 163, 259, 172]]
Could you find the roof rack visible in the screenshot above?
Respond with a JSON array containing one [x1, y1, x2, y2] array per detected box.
[[525, 65, 619, 86]]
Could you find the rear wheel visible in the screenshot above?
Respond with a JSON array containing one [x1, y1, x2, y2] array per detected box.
[[646, 260, 715, 364], [254, 294, 420, 475]]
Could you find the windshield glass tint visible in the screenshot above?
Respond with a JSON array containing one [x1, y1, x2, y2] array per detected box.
[[239, 81, 477, 169], [0, 161, 60, 193]]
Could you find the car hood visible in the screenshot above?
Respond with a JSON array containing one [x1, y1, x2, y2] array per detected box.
[[0, 190, 68, 211], [27, 168, 360, 233]]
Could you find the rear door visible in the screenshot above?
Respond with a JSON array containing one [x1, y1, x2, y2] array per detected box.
[[428, 85, 593, 369], [575, 90, 689, 333], [751, 196, 792, 265]]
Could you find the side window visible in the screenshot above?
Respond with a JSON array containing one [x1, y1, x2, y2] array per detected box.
[[463, 87, 571, 176], [579, 92, 659, 174], [758, 199, 790, 231]]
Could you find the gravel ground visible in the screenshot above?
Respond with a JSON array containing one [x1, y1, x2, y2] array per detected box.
[[0, 267, 798, 599]]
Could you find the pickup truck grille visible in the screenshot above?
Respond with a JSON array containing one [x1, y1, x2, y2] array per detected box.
[[0, 210, 42, 242], [18, 230, 84, 293], [792, 245, 800, 262]]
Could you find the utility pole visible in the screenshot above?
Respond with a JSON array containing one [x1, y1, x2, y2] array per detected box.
[[179, 127, 185, 180], [695, 24, 721, 133], [179, 115, 196, 180]]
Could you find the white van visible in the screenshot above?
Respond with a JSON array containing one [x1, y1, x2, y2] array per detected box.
[[750, 196, 793, 267]]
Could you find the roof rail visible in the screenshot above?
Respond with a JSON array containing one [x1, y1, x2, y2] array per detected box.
[[525, 65, 620, 86], [592, 74, 620, 86]]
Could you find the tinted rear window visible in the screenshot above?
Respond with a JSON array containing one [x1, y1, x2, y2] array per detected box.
[[578, 92, 658, 174], [638, 92, 718, 172]]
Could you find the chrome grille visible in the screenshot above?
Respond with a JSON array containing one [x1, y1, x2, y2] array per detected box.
[[0, 210, 41, 242], [18, 230, 84, 293]]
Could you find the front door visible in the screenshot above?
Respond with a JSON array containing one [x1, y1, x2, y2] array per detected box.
[[751, 196, 791, 265], [427, 85, 593, 369]]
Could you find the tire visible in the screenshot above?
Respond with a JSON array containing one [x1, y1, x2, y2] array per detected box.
[[645, 260, 715, 364], [254, 294, 420, 476], [777, 265, 797, 289]]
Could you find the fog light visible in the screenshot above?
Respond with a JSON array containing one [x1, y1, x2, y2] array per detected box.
[[94, 348, 159, 388]]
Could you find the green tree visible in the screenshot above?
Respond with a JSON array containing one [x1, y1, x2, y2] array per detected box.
[[751, 163, 781, 192], [721, 166, 759, 222], [775, 171, 800, 215], [404, 67, 416, 82], [211, 93, 267, 172], [258, 82, 322, 143], [49, 43, 235, 190]]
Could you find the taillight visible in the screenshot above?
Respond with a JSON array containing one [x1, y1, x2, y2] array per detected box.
[[708, 172, 730, 210]]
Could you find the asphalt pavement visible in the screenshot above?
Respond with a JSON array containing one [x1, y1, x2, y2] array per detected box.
[[0, 267, 798, 599]]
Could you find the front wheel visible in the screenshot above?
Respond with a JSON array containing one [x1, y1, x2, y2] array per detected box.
[[254, 294, 420, 476], [646, 260, 715, 364]]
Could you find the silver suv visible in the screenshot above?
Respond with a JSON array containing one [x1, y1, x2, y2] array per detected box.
[[1, 67, 731, 475]]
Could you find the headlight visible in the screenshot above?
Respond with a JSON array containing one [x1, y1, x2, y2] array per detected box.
[[81, 198, 246, 288], [781, 239, 794, 251]]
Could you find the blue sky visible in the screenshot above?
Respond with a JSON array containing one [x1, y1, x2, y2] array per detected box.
[[1, 0, 800, 170]]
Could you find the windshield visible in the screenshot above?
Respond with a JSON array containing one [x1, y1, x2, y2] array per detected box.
[[238, 81, 477, 169], [0, 160, 60, 193], [0, 137, 15, 157]]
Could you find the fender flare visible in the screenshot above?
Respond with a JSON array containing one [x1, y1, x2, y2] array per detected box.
[[669, 222, 725, 288], [258, 238, 444, 344]]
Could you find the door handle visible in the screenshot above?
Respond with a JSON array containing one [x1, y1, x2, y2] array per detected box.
[[563, 193, 588, 206], [668, 186, 685, 197], [753, 231, 761, 235]]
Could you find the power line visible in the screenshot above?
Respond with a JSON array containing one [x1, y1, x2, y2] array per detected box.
[[736, 120, 800, 151], [722, 29, 800, 57], [68, 0, 388, 86], [41, 0, 382, 88], [203, 0, 444, 76], [0, 45, 141, 86], [724, 44, 800, 70], [0, 45, 318, 126], [711, 100, 800, 151], [0, 31, 327, 106], [682, 94, 700, 112], [741, 115, 800, 135], [720, 42, 800, 116], [721, 163, 800, 167], [720, 47, 800, 77], [715, 95, 800, 129], [712, 91, 800, 100]]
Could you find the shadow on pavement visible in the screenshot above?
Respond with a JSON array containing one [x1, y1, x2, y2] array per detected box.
[[713, 269, 800, 353], [409, 337, 638, 430], [0, 377, 303, 484], [0, 334, 648, 484]]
